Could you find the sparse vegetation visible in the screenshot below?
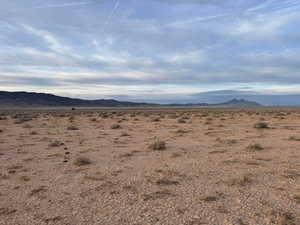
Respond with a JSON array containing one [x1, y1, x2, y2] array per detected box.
[[73, 156, 92, 166], [247, 144, 264, 151], [230, 174, 253, 186], [289, 136, 300, 141], [254, 122, 269, 129], [177, 118, 186, 123], [110, 124, 121, 129], [149, 138, 166, 151], [67, 125, 79, 130], [2, 108, 300, 225], [48, 140, 64, 147]]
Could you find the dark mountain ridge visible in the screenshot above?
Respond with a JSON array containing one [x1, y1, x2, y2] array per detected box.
[[0, 91, 262, 108]]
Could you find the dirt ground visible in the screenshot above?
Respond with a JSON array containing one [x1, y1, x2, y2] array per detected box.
[[0, 108, 300, 225]]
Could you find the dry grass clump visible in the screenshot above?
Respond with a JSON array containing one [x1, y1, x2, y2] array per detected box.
[[110, 124, 121, 129], [73, 156, 92, 166], [120, 132, 130, 137], [289, 136, 300, 141], [267, 210, 296, 225], [247, 144, 264, 151], [177, 118, 186, 123], [254, 122, 269, 129], [176, 129, 190, 134], [67, 125, 79, 130], [151, 117, 161, 122], [156, 178, 179, 186], [230, 174, 253, 186], [29, 131, 38, 135], [168, 114, 178, 119], [142, 189, 174, 201], [149, 138, 166, 151], [14, 115, 33, 124], [293, 194, 300, 204], [49, 140, 64, 147]]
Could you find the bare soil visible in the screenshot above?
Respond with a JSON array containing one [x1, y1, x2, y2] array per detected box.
[[0, 108, 300, 225]]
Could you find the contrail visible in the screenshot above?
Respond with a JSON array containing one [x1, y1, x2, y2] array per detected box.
[[34, 1, 96, 9], [103, 0, 120, 34]]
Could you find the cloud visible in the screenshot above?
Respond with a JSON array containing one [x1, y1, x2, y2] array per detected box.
[[33, 1, 97, 9], [1, 0, 300, 105], [157, 0, 223, 5]]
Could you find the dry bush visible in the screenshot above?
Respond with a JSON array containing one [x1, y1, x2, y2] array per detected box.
[[177, 118, 186, 123], [142, 189, 174, 201], [151, 117, 161, 122], [155, 178, 179, 186], [254, 122, 269, 129], [111, 124, 121, 129], [149, 138, 166, 151], [120, 132, 130, 137], [73, 156, 92, 166], [230, 174, 253, 186], [247, 144, 264, 151], [176, 129, 190, 134], [267, 210, 296, 225], [293, 194, 300, 204], [15, 117, 32, 124], [169, 114, 178, 119], [289, 136, 300, 141], [67, 125, 79, 130], [49, 140, 64, 147]]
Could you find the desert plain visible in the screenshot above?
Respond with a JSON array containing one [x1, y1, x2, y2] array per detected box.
[[0, 108, 300, 225]]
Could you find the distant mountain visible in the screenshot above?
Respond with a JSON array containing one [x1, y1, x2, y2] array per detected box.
[[191, 90, 300, 106], [213, 98, 261, 107], [0, 91, 262, 108], [0, 91, 151, 107]]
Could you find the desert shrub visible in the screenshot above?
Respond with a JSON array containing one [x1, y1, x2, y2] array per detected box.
[[254, 122, 269, 129], [23, 124, 33, 129], [289, 136, 300, 141], [230, 174, 253, 186], [151, 117, 161, 122], [247, 144, 264, 151], [14, 116, 32, 124], [67, 126, 79, 130], [49, 140, 64, 147], [168, 114, 178, 119], [149, 138, 166, 151], [120, 132, 130, 137], [111, 124, 121, 129], [176, 129, 189, 134], [177, 118, 186, 124], [73, 156, 92, 166]]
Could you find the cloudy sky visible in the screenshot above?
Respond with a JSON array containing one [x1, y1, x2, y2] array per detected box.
[[1, 0, 300, 104]]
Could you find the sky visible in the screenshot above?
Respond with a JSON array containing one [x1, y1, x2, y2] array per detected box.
[[1, 0, 300, 104]]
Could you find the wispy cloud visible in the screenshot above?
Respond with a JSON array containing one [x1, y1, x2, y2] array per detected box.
[[103, 0, 121, 34], [1, 0, 300, 104], [33, 1, 97, 9]]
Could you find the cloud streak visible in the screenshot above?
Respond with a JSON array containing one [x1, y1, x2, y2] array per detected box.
[[1, 0, 300, 104], [33, 1, 97, 9], [103, 0, 121, 34]]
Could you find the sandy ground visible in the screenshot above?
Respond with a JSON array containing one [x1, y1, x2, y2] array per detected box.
[[0, 108, 300, 225]]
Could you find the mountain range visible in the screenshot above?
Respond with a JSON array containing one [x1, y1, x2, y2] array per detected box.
[[0, 91, 262, 108]]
